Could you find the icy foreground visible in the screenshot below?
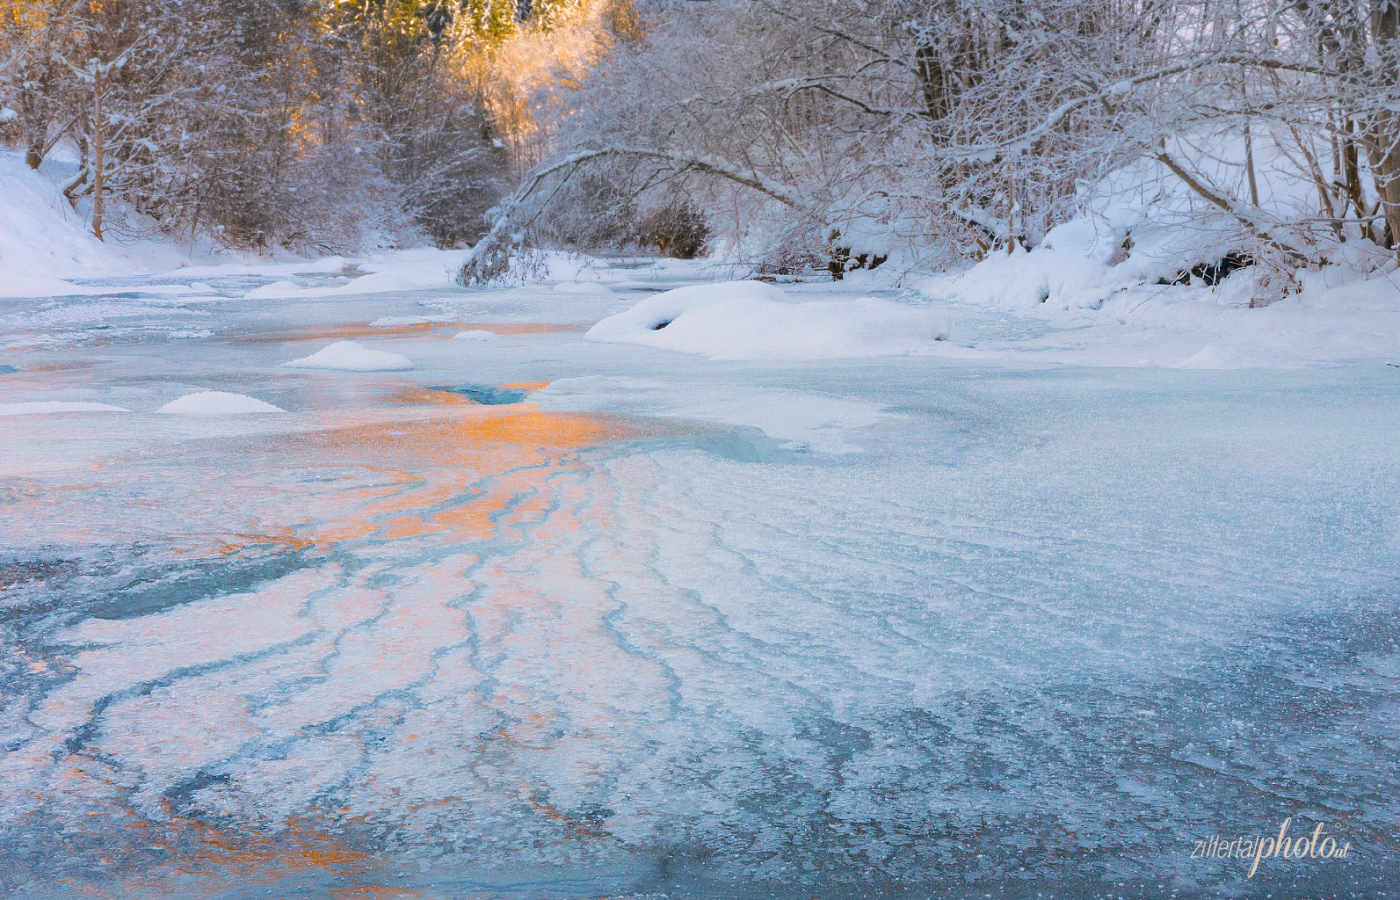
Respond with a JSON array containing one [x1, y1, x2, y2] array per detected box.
[[0, 258, 1397, 900]]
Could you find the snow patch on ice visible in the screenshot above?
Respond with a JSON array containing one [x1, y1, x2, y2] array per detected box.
[[243, 280, 301, 299], [157, 391, 285, 415], [284, 341, 413, 371], [452, 330, 500, 341], [587, 281, 949, 359], [0, 275, 88, 298], [0, 401, 128, 416], [244, 272, 420, 300], [553, 281, 614, 295], [0, 276, 216, 300], [334, 272, 420, 295], [159, 256, 356, 278]]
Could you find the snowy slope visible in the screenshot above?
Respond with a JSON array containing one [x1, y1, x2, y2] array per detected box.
[[0, 152, 141, 280], [0, 151, 343, 286]]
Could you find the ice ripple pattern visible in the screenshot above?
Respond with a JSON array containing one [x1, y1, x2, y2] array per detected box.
[[1, 409, 1398, 896]]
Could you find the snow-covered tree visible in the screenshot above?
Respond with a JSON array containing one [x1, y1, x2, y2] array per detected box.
[[461, 0, 1400, 284]]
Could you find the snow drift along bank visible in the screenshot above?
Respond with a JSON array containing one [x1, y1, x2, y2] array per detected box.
[[586, 281, 949, 360]]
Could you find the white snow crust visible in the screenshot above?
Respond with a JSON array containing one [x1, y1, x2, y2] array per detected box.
[[157, 391, 285, 414], [587, 281, 950, 359], [0, 401, 128, 415], [284, 341, 413, 371]]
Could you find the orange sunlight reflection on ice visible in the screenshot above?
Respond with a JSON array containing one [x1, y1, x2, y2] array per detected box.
[[10, 378, 661, 894]]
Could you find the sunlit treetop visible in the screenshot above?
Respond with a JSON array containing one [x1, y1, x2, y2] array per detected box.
[[323, 0, 583, 51]]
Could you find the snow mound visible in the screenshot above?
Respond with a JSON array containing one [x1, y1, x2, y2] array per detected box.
[[452, 330, 500, 341], [284, 341, 413, 371], [243, 280, 302, 299], [336, 272, 419, 295], [587, 281, 949, 359], [356, 247, 468, 290], [369, 316, 431, 327], [157, 391, 284, 415], [0, 401, 128, 416], [243, 272, 421, 300]]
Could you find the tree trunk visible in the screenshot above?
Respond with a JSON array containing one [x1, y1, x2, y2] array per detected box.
[[914, 46, 948, 120], [91, 70, 105, 242], [1341, 119, 1370, 237], [1366, 0, 1400, 250], [1364, 109, 1400, 249], [1242, 82, 1260, 207]]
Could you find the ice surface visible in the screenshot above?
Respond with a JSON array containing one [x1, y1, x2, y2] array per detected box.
[[284, 340, 413, 371], [534, 375, 891, 453], [157, 391, 285, 415], [1, 254, 1397, 900]]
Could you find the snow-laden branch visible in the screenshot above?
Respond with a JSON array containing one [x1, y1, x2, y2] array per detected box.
[[1153, 149, 1310, 265], [949, 203, 1010, 242], [458, 146, 804, 284], [605, 147, 802, 206], [677, 74, 908, 118], [958, 55, 1337, 163], [53, 36, 147, 83], [0, 42, 27, 79]]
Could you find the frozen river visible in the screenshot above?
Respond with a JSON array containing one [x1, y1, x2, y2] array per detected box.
[[0, 261, 1397, 899]]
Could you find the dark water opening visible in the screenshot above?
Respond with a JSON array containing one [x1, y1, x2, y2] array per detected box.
[[432, 384, 530, 405]]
